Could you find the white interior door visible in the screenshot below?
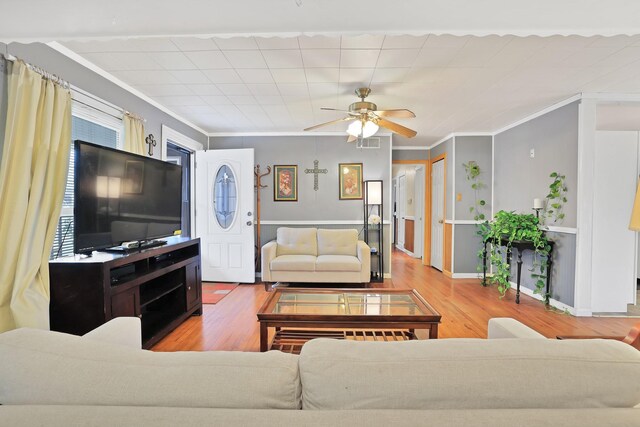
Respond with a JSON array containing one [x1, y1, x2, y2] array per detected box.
[[414, 166, 425, 258], [392, 178, 397, 244], [398, 175, 406, 248], [592, 131, 638, 312], [195, 149, 255, 283], [431, 159, 445, 271]]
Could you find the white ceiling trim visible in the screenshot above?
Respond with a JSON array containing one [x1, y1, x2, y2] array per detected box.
[[4, 0, 640, 41], [581, 93, 640, 102], [46, 42, 209, 136]]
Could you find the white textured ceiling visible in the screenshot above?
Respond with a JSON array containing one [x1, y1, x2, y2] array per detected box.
[[5, 0, 640, 145], [60, 34, 640, 145]]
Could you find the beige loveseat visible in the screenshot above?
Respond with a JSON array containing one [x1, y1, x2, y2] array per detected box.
[[261, 227, 371, 284], [1, 317, 640, 426]]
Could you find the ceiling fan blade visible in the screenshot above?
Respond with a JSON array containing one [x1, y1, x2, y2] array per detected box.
[[374, 117, 417, 138], [347, 135, 357, 143], [373, 109, 416, 119], [321, 107, 351, 113], [304, 116, 355, 132]]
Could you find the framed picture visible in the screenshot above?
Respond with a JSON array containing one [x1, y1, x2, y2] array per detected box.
[[274, 165, 298, 202], [124, 160, 144, 194], [339, 163, 363, 200]]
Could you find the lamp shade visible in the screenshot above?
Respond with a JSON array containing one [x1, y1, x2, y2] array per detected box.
[[366, 180, 382, 205], [347, 120, 379, 138], [630, 179, 640, 231]]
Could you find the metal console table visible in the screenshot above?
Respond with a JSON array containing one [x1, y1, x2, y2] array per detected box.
[[482, 238, 554, 304]]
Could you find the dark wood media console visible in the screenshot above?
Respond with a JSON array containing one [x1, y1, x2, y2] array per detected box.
[[50, 237, 202, 349]]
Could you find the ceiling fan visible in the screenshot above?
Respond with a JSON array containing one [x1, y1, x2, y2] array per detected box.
[[304, 87, 417, 142]]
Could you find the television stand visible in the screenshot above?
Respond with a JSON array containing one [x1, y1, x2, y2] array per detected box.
[[50, 237, 202, 349]]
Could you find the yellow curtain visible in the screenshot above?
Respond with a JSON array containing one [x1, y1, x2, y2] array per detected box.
[[0, 60, 72, 332], [124, 114, 145, 155]]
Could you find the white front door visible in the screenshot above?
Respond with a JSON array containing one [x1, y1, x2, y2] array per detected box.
[[195, 149, 255, 283], [398, 175, 406, 248], [431, 159, 445, 271]]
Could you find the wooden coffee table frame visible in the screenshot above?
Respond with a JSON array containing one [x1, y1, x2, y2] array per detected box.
[[257, 288, 441, 353]]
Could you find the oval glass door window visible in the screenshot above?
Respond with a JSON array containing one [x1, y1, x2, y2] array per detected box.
[[213, 164, 237, 229]]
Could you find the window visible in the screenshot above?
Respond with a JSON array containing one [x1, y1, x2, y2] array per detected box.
[[50, 103, 122, 259]]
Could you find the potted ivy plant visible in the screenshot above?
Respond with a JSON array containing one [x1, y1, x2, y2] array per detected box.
[[469, 170, 567, 303], [478, 210, 551, 299]]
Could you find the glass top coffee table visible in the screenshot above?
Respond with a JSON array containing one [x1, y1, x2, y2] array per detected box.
[[256, 288, 441, 353]]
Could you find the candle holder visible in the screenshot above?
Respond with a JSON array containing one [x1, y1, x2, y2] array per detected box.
[[533, 207, 543, 220], [532, 198, 544, 220]]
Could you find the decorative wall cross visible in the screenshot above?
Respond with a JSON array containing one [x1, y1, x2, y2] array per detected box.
[[304, 160, 328, 191], [145, 134, 157, 156]]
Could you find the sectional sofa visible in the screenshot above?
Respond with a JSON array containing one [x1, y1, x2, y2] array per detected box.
[[1, 317, 640, 426]]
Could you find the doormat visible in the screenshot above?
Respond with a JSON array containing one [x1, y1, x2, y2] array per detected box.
[[202, 283, 239, 304]]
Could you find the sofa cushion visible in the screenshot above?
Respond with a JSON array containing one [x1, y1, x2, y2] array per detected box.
[[317, 228, 358, 256], [299, 338, 640, 410], [271, 255, 317, 272], [276, 228, 317, 256], [0, 328, 301, 409], [315, 255, 361, 272]]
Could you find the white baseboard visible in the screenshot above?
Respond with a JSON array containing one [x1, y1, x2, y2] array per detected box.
[[509, 281, 576, 315], [395, 245, 416, 257], [575, 308, 594, 317], [451, 273, 482, 279], [384, 273, 392, 279]]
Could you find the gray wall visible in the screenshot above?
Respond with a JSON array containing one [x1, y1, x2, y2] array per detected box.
[[454, 136, 492, 221], [493, 102, 579, 306], [430, 138, 453, 220], [454, 224, 484, 274], [393, 149, 429, 161], [210, 135, 392, 274], [494, 102, 578, 227], [507, 231, 576, 306], [450, 135, 493, 274], [4, 43, 208, 153]]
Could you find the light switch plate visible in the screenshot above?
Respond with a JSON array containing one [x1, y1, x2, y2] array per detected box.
[[530, 148, 535, 158]]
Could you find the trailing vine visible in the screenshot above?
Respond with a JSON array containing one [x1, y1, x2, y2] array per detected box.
[[543, 172, 568, 224], [462, 161, 487, 222]]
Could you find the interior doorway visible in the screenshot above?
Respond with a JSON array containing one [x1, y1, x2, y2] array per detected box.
[[392, 160, 428, 262], [591, 130, 639, 315], [430, 159, 445, 271]]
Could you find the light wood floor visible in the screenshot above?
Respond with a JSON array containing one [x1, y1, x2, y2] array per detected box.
[[152, 249, 640, 352]]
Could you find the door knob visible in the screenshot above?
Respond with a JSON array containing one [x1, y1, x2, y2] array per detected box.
[[246, 221, 253, 226], [438, 219, 443, 224]]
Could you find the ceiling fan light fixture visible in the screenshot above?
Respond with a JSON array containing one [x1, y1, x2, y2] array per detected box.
[[362, 121, 379, 138], [347, 120, 362, 137], [347, 119, 378, 138]]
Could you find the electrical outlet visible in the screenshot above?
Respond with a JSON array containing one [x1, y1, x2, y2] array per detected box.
[[530, 148, 535, 158]]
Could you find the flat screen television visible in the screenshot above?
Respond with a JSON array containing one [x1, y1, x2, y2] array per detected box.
[[74, 140, 183, 254]]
